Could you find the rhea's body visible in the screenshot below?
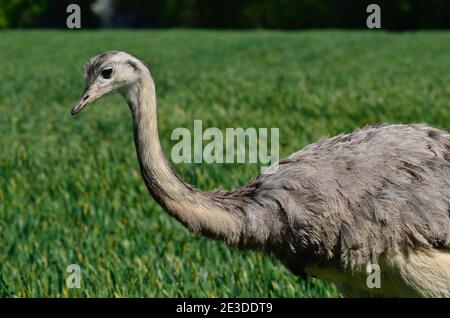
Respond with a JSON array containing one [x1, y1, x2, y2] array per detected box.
[[233, 123, 450, 297]]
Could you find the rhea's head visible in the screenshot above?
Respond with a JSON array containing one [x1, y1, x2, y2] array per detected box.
[[71, 51, 149, 115]]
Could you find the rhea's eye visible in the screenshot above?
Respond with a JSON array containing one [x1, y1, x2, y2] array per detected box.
[[101, 67, 113, 79]]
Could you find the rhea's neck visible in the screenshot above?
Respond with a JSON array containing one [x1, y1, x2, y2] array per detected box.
[[125, 74, 190, 205], [122, 71, 245, 245]]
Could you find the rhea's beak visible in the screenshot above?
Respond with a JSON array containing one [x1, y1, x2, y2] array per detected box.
[[71, 87, 95, 115]]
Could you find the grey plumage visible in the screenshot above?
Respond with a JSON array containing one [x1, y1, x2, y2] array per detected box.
[[72, 51, 450, 297], [226, 124, 450, 265]]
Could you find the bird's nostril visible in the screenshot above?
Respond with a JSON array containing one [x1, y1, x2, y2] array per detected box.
[[83, 95, 89, 100]]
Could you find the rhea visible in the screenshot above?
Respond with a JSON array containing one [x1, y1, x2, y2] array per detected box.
[[71, 51, 450, 297]]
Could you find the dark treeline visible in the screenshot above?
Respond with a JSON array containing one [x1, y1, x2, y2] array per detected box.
[[1, 0, 449, 30]]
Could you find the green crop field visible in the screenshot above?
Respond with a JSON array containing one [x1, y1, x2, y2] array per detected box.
[[0, 30, 449, 297]]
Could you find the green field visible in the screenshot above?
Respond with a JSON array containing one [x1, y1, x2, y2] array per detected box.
[[0, 30, 449, 297]]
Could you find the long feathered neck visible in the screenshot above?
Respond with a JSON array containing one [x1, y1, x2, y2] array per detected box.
[[124, 69, 245, 245]]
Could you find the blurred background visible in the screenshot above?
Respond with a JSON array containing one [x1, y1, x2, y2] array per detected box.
[[1, 0, 449, 30]]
